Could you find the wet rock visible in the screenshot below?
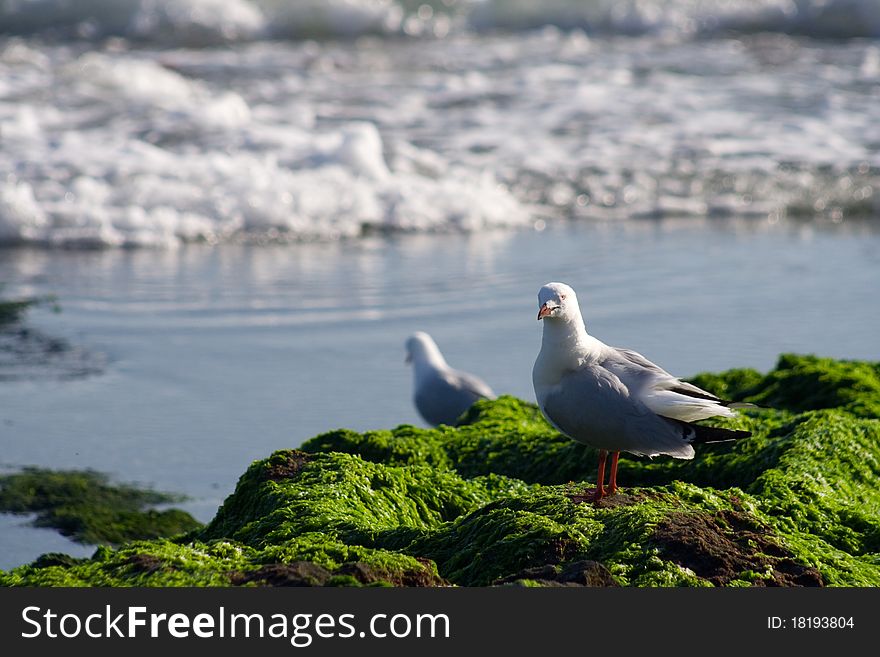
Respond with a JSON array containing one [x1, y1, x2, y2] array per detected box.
[[0, 467, 202, 544]]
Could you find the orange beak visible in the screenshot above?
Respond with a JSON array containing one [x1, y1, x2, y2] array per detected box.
[[537, 302, 554, 320]]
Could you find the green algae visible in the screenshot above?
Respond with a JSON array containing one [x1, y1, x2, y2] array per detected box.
[[685, 367, 765, 402], [303, 396, 599, 484], [3, 353, 880, 588], [0, 290, 58, 327], [0, 531, 444, 587], [0, 298, 35, 327], [0, 468, 202, 544], [302, 426, 453, 470], [690, 353, 880, 418], [198, 450, 529, 547], [747, 411, 880, 555]]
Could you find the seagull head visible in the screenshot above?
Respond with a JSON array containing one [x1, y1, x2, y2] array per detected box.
[[537, 282, 579, 321], [405, 331, 442, 366]]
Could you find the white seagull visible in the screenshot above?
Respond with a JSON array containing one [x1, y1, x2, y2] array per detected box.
[[532, 282, 750, 501], [406, 331, 496, 427]]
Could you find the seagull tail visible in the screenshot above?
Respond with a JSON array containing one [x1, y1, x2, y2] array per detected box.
[[666, 418, 752, 444], [685, 423, 752, 444]]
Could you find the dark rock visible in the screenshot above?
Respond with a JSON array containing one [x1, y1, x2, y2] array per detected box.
[[231, 562, 332, 587], [496, 560, 619, 587], [649, 510, 824, 587]]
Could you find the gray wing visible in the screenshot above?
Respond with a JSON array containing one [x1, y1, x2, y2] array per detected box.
[[540, 364, 694, 458], [603, 347, 721, 401], [448, 368, 495, 401], [415, 370, 494, 427]]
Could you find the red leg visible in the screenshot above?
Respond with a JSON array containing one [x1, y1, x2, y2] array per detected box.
[[594, 450, 607, 501], [608, 452, 620, 495]]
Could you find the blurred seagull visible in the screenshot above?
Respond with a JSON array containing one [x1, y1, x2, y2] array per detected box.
[[406, 331, 496, 426], [532, 282, 750, 501]]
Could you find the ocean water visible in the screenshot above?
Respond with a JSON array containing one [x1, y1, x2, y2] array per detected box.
[[1, 0, 879, 569]]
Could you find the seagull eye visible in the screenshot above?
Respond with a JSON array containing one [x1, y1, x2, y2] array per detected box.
[[560, 294, 566, 300]]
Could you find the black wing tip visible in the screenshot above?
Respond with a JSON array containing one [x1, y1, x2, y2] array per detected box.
[[669, 386, 763, 411], [670, 385, 729, 405], [691, 424, 752, 444], [668, 418, 752, 444]]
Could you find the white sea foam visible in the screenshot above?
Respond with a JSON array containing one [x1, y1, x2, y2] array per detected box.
[[2, 2, 879, 249], [0, 48, 528, 247]]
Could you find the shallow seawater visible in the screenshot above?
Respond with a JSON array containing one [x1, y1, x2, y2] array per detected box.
[[0, 514, 96, 570], [1, 218, 879, 569]]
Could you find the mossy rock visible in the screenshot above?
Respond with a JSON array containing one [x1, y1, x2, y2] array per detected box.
[[0, 290, 57, 328], [0, 298, 36, 327], [3, 354, 880, 587], [689, 353, 880, 418], [0, 468, 202, 544], [303, 396, 598, 484], [198, 450, 530, 547]]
